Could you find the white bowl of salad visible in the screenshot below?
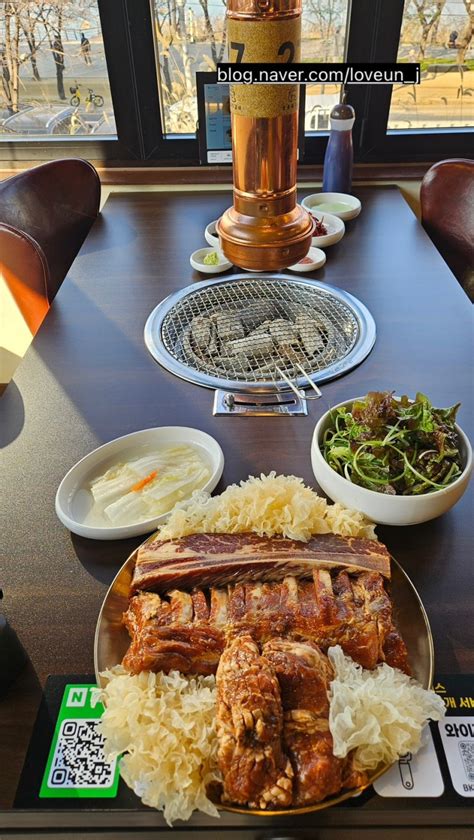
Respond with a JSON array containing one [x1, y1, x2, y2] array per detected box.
[[311, 392, 472, 526], [56, 426, 224, 540]]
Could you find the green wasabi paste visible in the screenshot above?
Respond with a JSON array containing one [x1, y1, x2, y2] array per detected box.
[[203, 251, 219, 265]]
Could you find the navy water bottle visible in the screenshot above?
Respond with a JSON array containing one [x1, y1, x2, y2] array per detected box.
[[322, 102, 355, 194]]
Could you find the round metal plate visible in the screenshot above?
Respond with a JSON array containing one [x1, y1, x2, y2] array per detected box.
[[144, 275, 376, 394], [94, 539, 434, 817]]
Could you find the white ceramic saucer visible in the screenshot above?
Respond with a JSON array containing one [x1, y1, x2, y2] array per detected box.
[[190, 247, 232, 274], [309, 211, 345, 247], [302, 192, 361, 221], [204, 220, 220, 248], [287, 246, 327, 273]]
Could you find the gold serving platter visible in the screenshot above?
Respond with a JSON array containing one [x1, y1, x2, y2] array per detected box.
[[94, 535, 434, 817]]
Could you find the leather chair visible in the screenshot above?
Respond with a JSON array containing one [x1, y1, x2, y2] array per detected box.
[[420, 158, 474, 301], [0, 158, 101, 300], [0, 223, 50, 335]]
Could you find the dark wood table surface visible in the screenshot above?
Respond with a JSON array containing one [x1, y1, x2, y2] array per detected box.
[[1, 186, 473, 838]]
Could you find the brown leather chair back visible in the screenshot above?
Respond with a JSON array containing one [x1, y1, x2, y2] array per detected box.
[[420, 158, 474, 300], [0, 223, 50, 335], [0, 159, 100, 300]]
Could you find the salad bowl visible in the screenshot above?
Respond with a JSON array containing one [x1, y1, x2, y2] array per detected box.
[[311, 396, 472, 526]]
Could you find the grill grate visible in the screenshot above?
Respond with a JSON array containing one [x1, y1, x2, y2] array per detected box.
[[145, 275, 376, 393]]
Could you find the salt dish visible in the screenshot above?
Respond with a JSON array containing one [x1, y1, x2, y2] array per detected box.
[[287, 246, 327, 273]]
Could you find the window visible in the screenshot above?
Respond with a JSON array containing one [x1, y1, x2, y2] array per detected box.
[[0, 1, 116, 139], [151, 0, 349, 137], [0, 0, 472, 164], [152, 0, 226, 136], [346, 0, 473, 163], [388, 0, 474, 131]]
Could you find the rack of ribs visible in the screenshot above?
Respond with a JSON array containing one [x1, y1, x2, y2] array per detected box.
[[122, 569, 409, 676], [130, 532, 391, 594]]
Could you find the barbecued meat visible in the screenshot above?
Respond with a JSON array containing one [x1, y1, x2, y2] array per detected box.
[[130, 532, 391, 595], [122, 591, 224, 675], [121, 527, 411, 811], [122, 570, 410, 675], [263, 639, 345, 805], [341, 752, 369, 792], [216, 635, 293, 809], [230, 570, 383, 667], [215, 636, 367, 808]]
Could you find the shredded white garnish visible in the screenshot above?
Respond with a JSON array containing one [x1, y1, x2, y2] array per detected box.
[[158, 471, 376, 542], [328, 645, 445, 770], [98, 666, 220, 825]]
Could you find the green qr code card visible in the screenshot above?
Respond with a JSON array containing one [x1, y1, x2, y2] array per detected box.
[[39, 683, 119, 799]]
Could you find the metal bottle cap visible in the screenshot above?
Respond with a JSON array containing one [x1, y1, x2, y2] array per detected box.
[[330, 103, 355, 121]]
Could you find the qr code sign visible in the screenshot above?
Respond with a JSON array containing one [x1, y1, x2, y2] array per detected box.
[[459, 741, 474, 782], [48, 719, 116, 789]]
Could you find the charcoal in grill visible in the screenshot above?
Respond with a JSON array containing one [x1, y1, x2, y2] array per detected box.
[[144, 275, 376, 394]]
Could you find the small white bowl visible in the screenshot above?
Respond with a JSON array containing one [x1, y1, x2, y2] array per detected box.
[[311, 398, 472, 526], [302, 192, 361, 221], [309, 211, 345, 248], [288, 246, 326, 273], [205, 220, 220, 248], [55, 426, 224, 540], [190, 247, 232, 275]]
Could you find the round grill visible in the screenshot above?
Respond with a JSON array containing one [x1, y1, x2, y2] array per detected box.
[[144, 275, 376, 393]]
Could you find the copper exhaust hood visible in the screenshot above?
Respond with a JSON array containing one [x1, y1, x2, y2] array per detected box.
[[217, 0, 313, 271]]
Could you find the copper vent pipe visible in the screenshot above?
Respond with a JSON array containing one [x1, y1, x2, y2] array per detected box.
[[217, 0, 313, 271]]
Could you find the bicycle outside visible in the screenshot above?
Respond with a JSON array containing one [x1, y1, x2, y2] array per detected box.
[[69, 83, 104, 109]]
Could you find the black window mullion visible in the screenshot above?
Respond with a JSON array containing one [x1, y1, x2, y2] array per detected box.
[[126, 0, 196, 160], [101, 0, 200, 163], [345, 0, 405, 161], [301, 0, 403, 166], [365, 130, 474, 162], [98, 0, 155, 159]]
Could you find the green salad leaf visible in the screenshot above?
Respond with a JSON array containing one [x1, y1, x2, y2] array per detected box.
[[322, 391, 463, 496]]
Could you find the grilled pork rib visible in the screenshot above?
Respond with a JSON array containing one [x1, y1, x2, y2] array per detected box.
[[122, 570, 410, 675], [216, 635, 294, 809], [262, 639, 343, 805], [130, 532, 391, 595], [122, 589, 223, 675], [215, 636, 368, 809]]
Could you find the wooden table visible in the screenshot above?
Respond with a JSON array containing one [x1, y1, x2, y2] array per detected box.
[[1, 187, 473, 838]]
